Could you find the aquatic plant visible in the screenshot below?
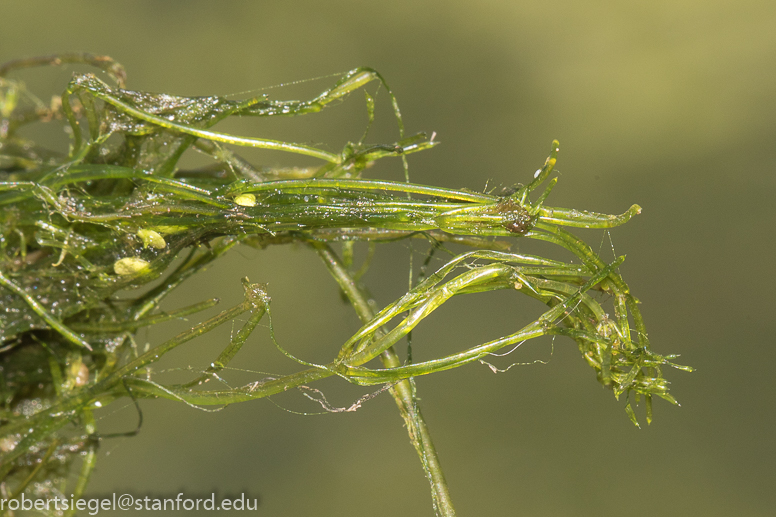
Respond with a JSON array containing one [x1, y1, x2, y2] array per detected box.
[[0, 53, 689, 516]]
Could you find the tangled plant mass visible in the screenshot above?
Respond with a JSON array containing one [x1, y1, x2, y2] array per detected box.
[[0, 54, 689, 515]]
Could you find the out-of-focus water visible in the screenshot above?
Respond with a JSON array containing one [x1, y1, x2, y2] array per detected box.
[[2, 1, 774, 515]]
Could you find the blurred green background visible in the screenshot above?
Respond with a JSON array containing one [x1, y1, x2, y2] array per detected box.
[[2, 1, 774, 515]]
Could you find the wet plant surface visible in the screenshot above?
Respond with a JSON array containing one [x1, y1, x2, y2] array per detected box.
[[0, 54, 690, 516]]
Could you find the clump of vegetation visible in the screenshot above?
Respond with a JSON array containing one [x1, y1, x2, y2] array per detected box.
[[0, 53, 690, 516]]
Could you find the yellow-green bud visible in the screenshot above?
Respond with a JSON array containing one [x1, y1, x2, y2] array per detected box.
[[234, 193, 257, 207], [137, 229, 166, 249], [114, 257, 150, 275]]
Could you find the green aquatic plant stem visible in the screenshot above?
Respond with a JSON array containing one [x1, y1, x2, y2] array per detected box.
[[338, 257, 624, 384], [64, 74, 340, 163], [67, 298, 220, 333], [227, 178, 493, 202], [312, 241, 456, 517], [119, 367, 333, 406], [0, 180, 640, 243], [0, 54, 690, 515], [63, 410, 97, 517], [106, 297, 252, 383], [94, 244, 682, 413], [7, 439, 59, 499], [0, 288, 265, 476], [128, 235, 246, 322], [0, 269, 93, 351]]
